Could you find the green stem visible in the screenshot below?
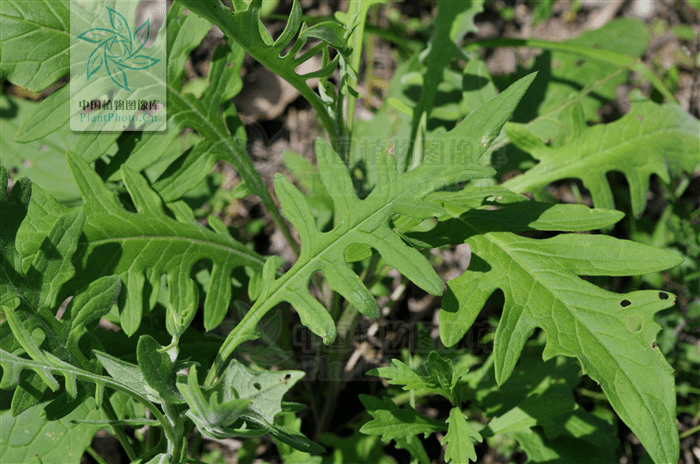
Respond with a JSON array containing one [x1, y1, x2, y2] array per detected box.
[[86, 447, 109, 464], [680, 424, 700, 440], [102, 397, 139, 462], [577, 387, 608, 401], [344, 1, 374, 132], [466, 38, 678, 104], [205, 299, 271, 385]]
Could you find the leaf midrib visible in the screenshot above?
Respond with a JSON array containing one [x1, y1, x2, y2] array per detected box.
[[223, 185, 413, 355], [506, 119, 694, 192], [451, 212, 668, 458], [82, 233, 264, 267]]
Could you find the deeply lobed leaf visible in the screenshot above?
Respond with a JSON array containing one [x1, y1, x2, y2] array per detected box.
[[213, 74, 537, 367], [504, 96, 700, 216], [358, 395, 446, 441], [442, 407, 482, 464], [414, 187, 683, 464], [59, 153, 266, 334]]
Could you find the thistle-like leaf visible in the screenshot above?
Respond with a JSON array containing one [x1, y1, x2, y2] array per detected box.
[[55, 153, 266, 335], [176, 366, 251, 440], [442, 407, 482, 464], [9, 1, 295, 255], [214, 74, 536, 365], [176, 0, 342, 85], [0, 347, 163, 420], [359, 395, 446, 441], [504, 95, 700, 216], [136, 335, 184, 405], [413, 186, 683, 464], [368, 352, 469, 405], [474, 346, 619, 462], [0, 0, 71, 92]]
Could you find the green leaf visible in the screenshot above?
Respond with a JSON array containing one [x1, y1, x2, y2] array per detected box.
[[136, 335, 184, 405], [368, 352, 469, 405], [210, 360, 304, 425], [0, 169, 127, 416], [8, 2, 290, 250], [0, 346, 163, 416], [401, 0, 486, 169], [0, 0, 70, 92], [319, 429, 398, 464], [442, 407, 482, 464], [59, 153, 265, 335], [266, 423, 325, 456], [419, 187, 624, 249], [504, 96, 700, 217], [176, 366, 251, 440], [508, 18, 651, 131], [349, 54, 498, 188], [394, 435, 431, 464], [413, 187, 682, 464], [174, 0, 348, 137], [0, 95, 85, 205], [466, 345, 617, 462], [281, 150, 333, 231], [359, 395, 446, 441], [531, 0, 554, 25], [214, 74, 536, 365], [178, 362, 323, 453], [300, 21, 349, 54], [92, 351, 149, 399], [271, 413, 324, 462], [0, 397, 103, 464], [11, 86, 120, 165]]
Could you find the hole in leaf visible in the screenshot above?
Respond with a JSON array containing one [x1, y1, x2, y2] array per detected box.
[[626, 315, 642, 333], [620, 299, 632, 307], [658, 292, 669, 300], [651, 340, 658, 349], [253, 383, 261, 390]]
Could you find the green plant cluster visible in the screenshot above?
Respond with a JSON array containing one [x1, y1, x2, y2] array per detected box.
[[1, 1, 699, 463]]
